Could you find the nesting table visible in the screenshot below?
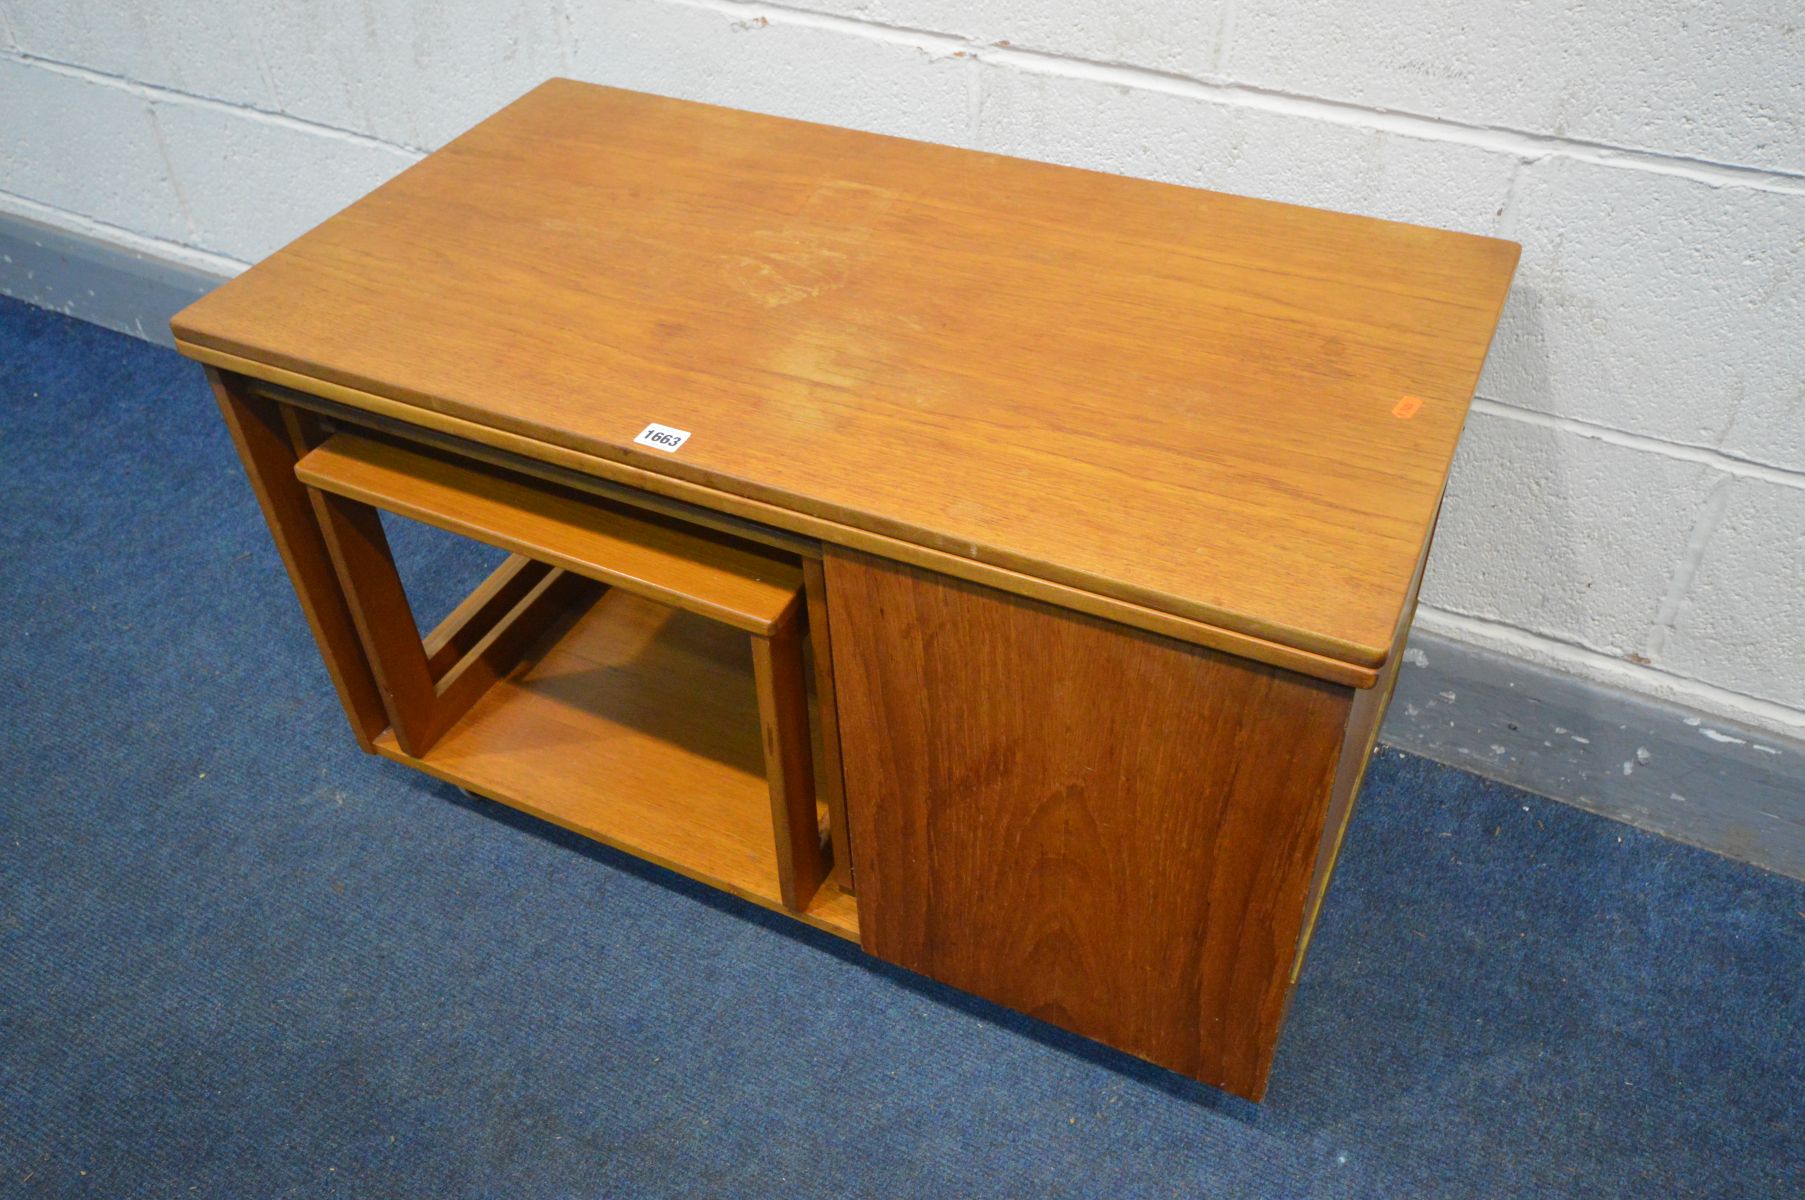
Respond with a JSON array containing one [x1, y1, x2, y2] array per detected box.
[[172, 80, 1517, 1100]]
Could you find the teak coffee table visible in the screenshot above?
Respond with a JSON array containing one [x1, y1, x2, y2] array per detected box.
[[172, 80, 1518, 1101]]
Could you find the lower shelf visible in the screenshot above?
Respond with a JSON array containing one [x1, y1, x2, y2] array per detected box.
[[372, 586, 860, 940]]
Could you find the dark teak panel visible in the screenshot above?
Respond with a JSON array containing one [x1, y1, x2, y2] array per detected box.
[[824, 549, 1355, 1099]]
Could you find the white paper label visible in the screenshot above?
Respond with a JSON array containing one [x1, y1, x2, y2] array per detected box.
[[633, 423, 691, 453]]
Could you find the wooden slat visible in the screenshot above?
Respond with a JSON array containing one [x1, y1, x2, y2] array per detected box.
[[172, 80, 1518, 672], [751, 612, 827, 912], [297, 432, 802, 635], [803, 557, 854, 892], [430, 567, 603, 736], [423, 553, 554, 678], [308, 488, 442, 756]]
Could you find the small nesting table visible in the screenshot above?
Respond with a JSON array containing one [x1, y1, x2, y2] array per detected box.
[[172, 80, 1517, 1100]]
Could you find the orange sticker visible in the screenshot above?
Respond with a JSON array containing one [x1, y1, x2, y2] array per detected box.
[[1392, 395, 1424, 419]]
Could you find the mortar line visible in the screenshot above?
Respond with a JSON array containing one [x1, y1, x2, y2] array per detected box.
[[2, 50, 428, 158], [1643, 476, 1733, 660], [241, 16, 284, 113], [979, 47, 1805, 192], [1495, 156, 1529, 239], [962, 51, 982, 146], [669, 0, 968, 52], [1470, 398, 1805, 490], [143, 102, 201, 243]]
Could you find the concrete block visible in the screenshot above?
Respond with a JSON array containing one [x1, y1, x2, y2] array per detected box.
[[564, 0, 970, 148], [1228, 1, 1805, 174], [974, 64, 1515, 235], [6, 1, 141, 80], [151, 99, 417, 263], [1422, 410, 1726, 658], [5, 0, 273, 112], [1482, 156, 1805, 471], [778, 0, 1231, 79], [1663, 479, 1805, 710], [8, 1, 566, 151], [0, 58, 188, 242], [252, 0, 568, 148]]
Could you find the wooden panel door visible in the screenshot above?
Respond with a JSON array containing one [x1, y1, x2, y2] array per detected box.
[[824, 548, 1356, 1100]]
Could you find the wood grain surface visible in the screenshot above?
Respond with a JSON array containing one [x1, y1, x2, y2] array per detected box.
[[824, 548, 1353, 1098], [173, 80, 1518, 674], [224, 362, 1381, 687], [374, 587, 861, 940], [208, 374, 387, 750]]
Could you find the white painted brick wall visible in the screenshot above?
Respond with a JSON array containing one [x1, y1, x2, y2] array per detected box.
[[1424, 412, 1727, 658], [784, 1, 1233, 79], [6, 0, 277, 112], [972, 64, 1517, 234], [2, 0, 1801, 736], [1665, 480, 1805, 712], [565, 1, 971, 146], [0, 57, 186, 241], [150, 99, 419, 262], [1484, 156, 1805, 470], [1227, 2, 1805, 175], [251, 2, 570, 150]]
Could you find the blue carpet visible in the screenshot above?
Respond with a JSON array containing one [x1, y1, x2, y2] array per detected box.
[[1, 293, 1801, 1198]]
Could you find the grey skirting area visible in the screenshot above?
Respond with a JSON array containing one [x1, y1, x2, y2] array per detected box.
[[6, 207, 1800, 881], [0, 210, 217, 348], [1386, 631, 1804, 880]]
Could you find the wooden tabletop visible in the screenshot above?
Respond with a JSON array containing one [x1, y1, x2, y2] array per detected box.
[[172, 79, 1517, 677]]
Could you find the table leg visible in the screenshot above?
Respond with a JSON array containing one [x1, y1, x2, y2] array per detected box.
[[208, 368, 386, 751]]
